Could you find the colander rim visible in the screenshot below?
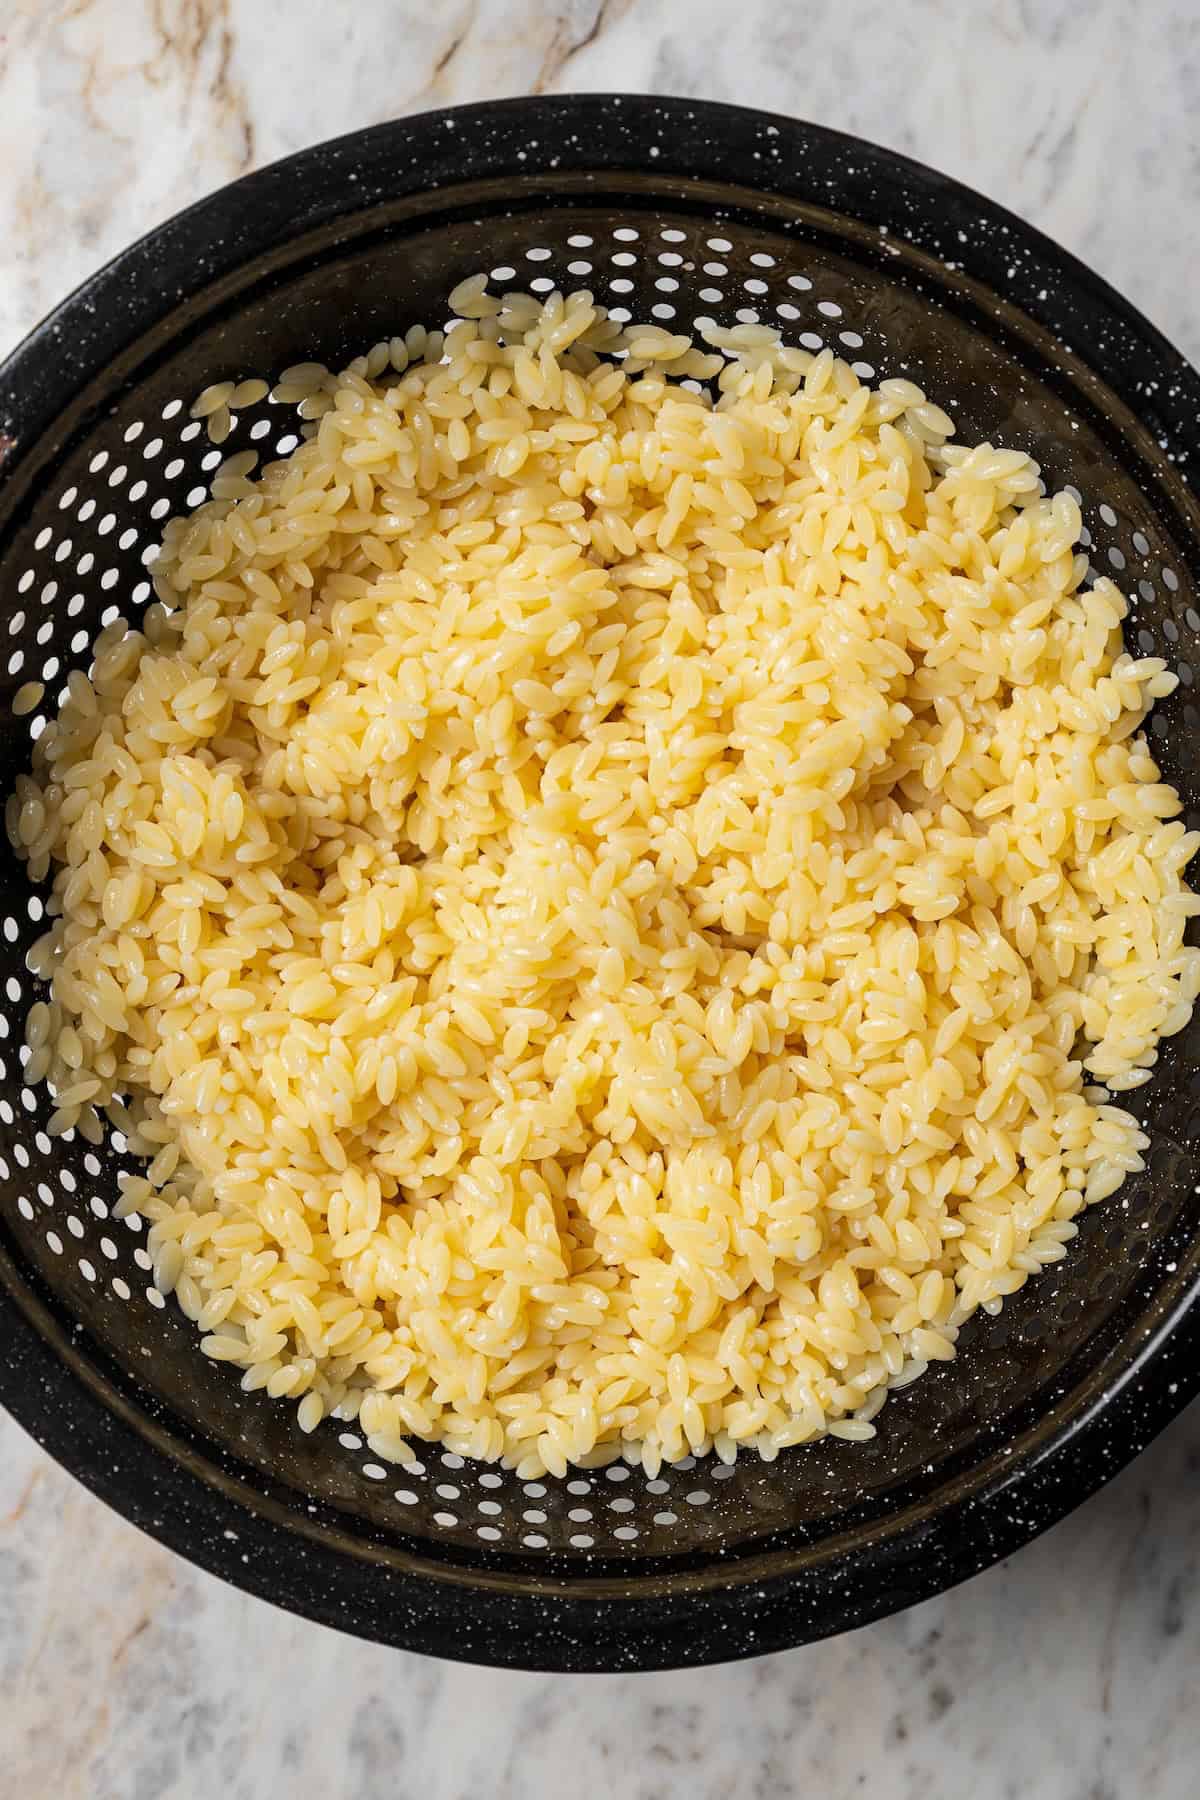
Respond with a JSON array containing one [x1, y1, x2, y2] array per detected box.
[[0, 93, 1198, 1671]]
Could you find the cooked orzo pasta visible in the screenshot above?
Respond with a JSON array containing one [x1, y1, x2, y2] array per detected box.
[[9, 278, 1199, 1479]]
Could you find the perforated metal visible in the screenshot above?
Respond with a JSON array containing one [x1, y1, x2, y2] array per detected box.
[[0, 105, 1197, 1664]]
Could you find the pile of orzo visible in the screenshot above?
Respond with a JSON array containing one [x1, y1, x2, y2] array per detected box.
[[9, 277, 1200, 1479]]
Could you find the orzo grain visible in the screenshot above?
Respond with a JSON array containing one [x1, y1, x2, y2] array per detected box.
[[11, 282, 1199, 1478]]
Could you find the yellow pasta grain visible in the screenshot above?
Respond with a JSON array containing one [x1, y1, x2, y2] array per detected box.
[[9, 281, 1197, 1475]]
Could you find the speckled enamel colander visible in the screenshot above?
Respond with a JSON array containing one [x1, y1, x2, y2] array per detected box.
[[1, 96, 1198, 1672]]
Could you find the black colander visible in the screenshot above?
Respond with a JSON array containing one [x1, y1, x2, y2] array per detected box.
[[1, 95, 1198, 1673]]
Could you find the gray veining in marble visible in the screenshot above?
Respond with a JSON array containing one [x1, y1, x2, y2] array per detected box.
[[1, 1, 1198, 1795]]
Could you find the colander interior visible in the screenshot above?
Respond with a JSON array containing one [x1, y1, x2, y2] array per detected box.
[[1, 99, 1198, 1667]]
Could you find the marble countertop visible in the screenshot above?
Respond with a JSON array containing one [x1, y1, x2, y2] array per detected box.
[[2, 1, 1199, 1795]]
